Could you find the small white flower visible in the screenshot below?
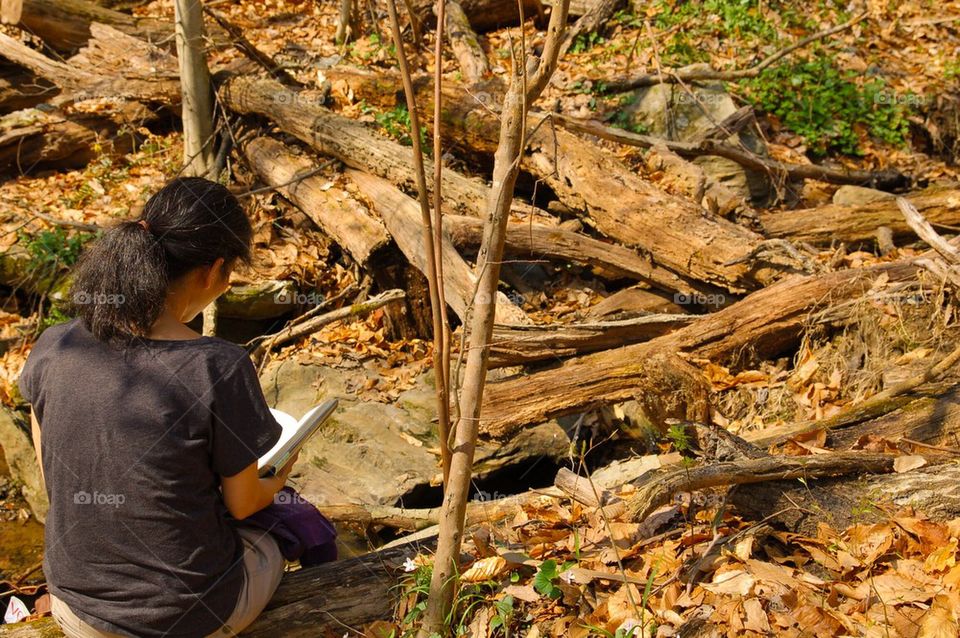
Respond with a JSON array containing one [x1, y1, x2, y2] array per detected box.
[[560, 570, 576, 584], [403, 556, 418, 572]]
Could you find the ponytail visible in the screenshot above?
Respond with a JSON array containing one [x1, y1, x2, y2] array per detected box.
[[68, 177, 253, 342]]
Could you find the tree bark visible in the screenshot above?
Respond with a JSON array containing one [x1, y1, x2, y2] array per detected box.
[[0, 102, 148, 175], [442, 213, 710, 295], [0, 61, 56, 113], [759, 187, 960, 247], [731, 462, 960, 536], [1, 0, 170, 52], [174, 0, 215, 178], [218, 74, 546, 223], [585, 285, 690, 319], [347, 169, 529, 325], [476, 260, 921, 439], [487, 314, 693, 367], [444, 0, 489, 84], [410, 0, 541, 32], [239, 136, 390, 265]]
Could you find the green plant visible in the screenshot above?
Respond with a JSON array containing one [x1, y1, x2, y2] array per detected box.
[[570, 31, 605, 54], [742, 55, 914, 156], [19, 228, 93, 280], [489, 595, 514, 635], [362, 102, 428, 148], [653, 0, 778, 43]]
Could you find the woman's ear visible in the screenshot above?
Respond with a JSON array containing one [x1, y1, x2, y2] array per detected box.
[[202, 257, 228, 291]]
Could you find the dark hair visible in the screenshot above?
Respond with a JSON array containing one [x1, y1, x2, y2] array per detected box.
[[68, 177, 253, 342]]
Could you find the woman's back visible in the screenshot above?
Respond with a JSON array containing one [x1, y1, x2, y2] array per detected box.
[[20, 318, 281, 637]]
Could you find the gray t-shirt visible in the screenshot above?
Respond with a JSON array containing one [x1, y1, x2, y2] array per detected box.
[[19, 318, 282, 638]]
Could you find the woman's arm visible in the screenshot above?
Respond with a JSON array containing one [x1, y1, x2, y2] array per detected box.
[[220, 452, 298, 520], [30, 410, 45, 491]]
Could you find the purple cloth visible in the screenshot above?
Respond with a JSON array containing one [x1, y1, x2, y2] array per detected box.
[[243, 487, 337, 566]]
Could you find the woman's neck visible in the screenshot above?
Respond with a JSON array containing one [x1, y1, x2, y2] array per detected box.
[[147, 307, 203, 341]]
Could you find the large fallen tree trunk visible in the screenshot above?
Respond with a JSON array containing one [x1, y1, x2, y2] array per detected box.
[[477, 260, 921, 438], [219, 74, 547, 224], [323, 67, 792, 293], [347, 169, 529, 325], [239, 135, 389, 265], [442, 213, 711, 295], [0, 61, 56, 113], [409, 0, 541, 31], [760, 187, 960, 247], [0, 0, 171, 52], [487, 315, 693, 367], [0, 102, 148, 174]]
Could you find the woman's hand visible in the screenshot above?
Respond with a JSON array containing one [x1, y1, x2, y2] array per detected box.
[[221, 452, 299, 520]]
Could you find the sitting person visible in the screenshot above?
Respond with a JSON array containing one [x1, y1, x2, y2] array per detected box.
[[20, 177, 305, 637]]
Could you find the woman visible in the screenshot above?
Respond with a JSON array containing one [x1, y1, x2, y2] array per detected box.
[[19, 177, 297, 637]]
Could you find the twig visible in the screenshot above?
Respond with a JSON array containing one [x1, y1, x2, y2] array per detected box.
[[203, 7, 302, 86], [899, 197, 960, 264]]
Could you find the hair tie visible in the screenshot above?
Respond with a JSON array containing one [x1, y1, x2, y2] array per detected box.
[[137, 219, 151, 233]]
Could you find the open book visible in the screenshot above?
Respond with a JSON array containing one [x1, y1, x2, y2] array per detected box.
[[258, 398, 339, 477]]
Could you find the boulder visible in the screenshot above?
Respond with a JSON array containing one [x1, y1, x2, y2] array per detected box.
[[624, 66, 771, 205], [0, 407, 48, 523], [259, 357, 570, 508]]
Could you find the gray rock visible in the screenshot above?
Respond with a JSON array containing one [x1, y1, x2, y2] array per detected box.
[[624, 67, 771, 204], [832, 185, 895, 207], [0, 407, 48, 523], [260, 358, 569, 507]]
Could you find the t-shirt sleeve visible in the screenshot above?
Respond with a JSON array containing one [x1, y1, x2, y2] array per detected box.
[[209, 348, 282, 477]]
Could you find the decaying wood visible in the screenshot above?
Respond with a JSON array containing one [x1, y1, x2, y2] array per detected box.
[[0, 61, 56, 113], [444, 0, 489, 84], [760, 187, 960, 246], [410, 0, 540, 32], [585, 285, 690, 318], [219, 74, 547, 223], [731, 461, 960, 536], [239, 136, 389, 265], [323, 67, 793, 293], [477, 260, 920, 439], [347, 169, 529, 325], [898, 195, 960, 262], [442, 214, 707, 295], [1, 0, 171, 52], [0, 101, 149, 174], [625, 451, 898, 522], [488, 315, 692, 367]]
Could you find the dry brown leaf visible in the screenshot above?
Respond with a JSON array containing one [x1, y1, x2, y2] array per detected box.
[[894, 454, 928, 473]]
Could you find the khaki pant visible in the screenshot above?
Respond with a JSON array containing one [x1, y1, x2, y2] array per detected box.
[[50, 526, 285, 638]]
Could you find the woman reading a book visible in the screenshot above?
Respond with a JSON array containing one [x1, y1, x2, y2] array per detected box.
[[19, 178, 299, 637]]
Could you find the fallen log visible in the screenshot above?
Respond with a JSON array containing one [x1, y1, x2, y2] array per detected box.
[[442, 213, 708, 295], [444, 0, 489, 85], [239, 136, 389, 265], [760, 187, 960, 247], [0, 0, 170, 52], [323, 67, 793, 293], [219, 74, 547, 223], [487, 315, 692, 367], [0, 61, 56, 113], [410, 0, 540, 31], [0, 539, 430, 638], [347, 169, 529, 325], [477, 260, 921, 439], [731, 462, 960, 536], [0, 101, 148, 174], [625, 451, 899, 521]]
